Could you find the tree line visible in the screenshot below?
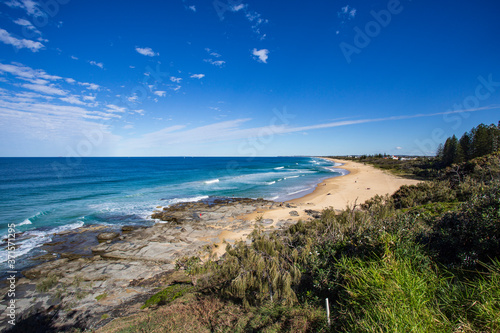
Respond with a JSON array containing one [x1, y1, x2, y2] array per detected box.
[[437, 121, 500, 167]]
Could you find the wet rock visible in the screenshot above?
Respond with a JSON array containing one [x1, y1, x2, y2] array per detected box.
[[121, 225, 141, 232], [289, 210, 299, 216], [97, 232, 120, 241]]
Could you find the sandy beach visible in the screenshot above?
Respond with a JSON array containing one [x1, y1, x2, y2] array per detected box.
[[240, 158, 422, 228]]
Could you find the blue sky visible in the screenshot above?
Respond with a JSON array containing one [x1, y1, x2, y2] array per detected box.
[[0, 0, 499, 157]]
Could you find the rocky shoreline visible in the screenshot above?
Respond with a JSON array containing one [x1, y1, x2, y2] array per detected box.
[[0, 197, 298, 332]]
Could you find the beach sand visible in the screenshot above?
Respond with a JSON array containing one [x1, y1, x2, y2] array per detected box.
[[216, 158, 422, 249]]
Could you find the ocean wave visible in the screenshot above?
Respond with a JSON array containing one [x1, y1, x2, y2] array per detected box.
[[325, 167, 350, 176], [287, 189, 308, 196], [266, 181, 276, 185], [274, 166, 284, 170], [204, 179, 220, 184], [284, 175, 299, 179], [166, 195, 210, 205], [18, 219, 33, 226], [0, 221, 84, 263], [268, 195, 280, 201]]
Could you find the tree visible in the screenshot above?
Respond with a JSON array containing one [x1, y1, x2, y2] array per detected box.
[[441, 135, 462, 167], [459, 132, 472, 160], [471, 124, 493, 158]]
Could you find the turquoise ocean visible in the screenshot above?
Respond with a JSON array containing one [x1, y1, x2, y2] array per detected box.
[[0, 157, 346, 271]]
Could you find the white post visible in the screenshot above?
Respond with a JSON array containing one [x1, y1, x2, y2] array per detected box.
[[326, 298, 331, 327]]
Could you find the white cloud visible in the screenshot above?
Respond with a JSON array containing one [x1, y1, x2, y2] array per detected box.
[[80, 82, 100, 90], [0, 86, 121, 153], [129, 65, 135, 69], [204, 59, 226, 67], [83, 95, 96, 101], [21, 83, 67, 96], [339, 5, 357, 21], [171, 86, 181, 92], [133, 109, 145, 115], [60, 95, 86, 105], [154, 91, 166, 97], [0, 28, 44, 52], [12, 18, 42, 36], [123, 124, 134, 129], [205, 48, 222, 58], [106, 104, 126, 113], [252, 48, 269, 63], [189, 5, 196, 12], [135, 47, 159, 57], [204, 49, 225, 67], [90, 61, 104, 69], [65, 78, 76, 84], [127, 94, 139, 103], [396, 146, 403, 150], [231, 4, 246, 12], [71, 55, 78, 60], [5, 0, 41, 16], [190, 74, 205, 79], [121, 105, 500, 154], [0, 62, 62, 82], [170, 76, 182, 83]]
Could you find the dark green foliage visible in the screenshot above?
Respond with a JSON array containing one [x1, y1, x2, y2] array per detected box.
[[142, 284, 194, 308], [175, 256, 202, 275], [392, 181, 456, 209], [439, 122, 500, 167], [426, 183, 500, 269], [439, 135, 464, 166]]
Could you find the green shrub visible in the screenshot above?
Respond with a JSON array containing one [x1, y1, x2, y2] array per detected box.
[[142, 284, 194, 309], [392, 181, 457, 209], [426, 183, 500, 269]]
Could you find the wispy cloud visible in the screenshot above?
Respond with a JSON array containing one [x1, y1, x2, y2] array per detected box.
[[12, 18, 43, 37], [0, 62, 61, 81], [79, 82, 100, 90], [252, 48, 269, 63], [0, 85, 120, 152], [227, 3, 268, 39], [89, 61, 104, 69], [0, 28, 44, 52], [190, 74, 205, 79], [204, 48, 226, 67], [338, 5, 357, 23], [231, 4, 246, 12], [123, 106, 500, 153], [60, 95, 87, 105], [21, 83, 67, 96], [170, 76, 182, 83], [204, 59, 226, 67], [135, 46, 159, 57], [189, 5, 196, 12], [154, 91, 166, 97], [5, 0, 42, 16], [106, 104, 126, 113]]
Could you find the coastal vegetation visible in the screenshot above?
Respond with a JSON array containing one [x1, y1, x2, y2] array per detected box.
[[102, 122, 500, 332]]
